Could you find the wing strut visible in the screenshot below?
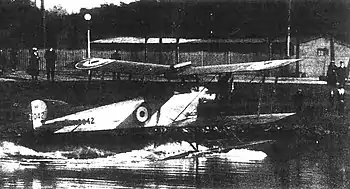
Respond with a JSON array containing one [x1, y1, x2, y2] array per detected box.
[[257, 73, 266, 120], [87, 59, 92, 83], [270, 75, 279, 113]]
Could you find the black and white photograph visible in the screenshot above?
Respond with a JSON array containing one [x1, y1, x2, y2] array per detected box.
[[0, 0, 350, 188]]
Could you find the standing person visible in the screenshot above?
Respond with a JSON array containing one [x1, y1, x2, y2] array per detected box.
[[337, 61, 346, 88], [327, 60, 337, 107], [10, 48, 18, 71], [44, 47, 57, 82], [28, 47, 40, 80], [217, 73, 231, 102], [110, 49, 121, 80], [336, 61, 347, 114], [0, 49, 6, 74], [293, 89, 305, 113]]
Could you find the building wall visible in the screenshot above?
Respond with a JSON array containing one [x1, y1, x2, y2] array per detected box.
[[299, 37, 350, 77], [334, 42, 350, 67], [299, 37, 330, 77]]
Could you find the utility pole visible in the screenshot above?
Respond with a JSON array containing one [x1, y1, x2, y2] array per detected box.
[[286, 0, 292, 58], [158, 4, 163, 65], [330, 36, 335, 63], [41, 0, 46, 49], [175, 4, 183, 65], [295, 34, 300, 76]]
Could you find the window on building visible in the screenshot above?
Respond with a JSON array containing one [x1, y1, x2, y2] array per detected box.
[[317, 48, 329, 56]]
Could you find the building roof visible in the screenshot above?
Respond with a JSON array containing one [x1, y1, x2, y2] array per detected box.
[[186, 38, 267, 44], [91, 36, 291, 45], [92, 37, 201, 44], [299, 36, 350, 48]]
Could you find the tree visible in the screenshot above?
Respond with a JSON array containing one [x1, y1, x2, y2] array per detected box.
[[46, 5, 68, 48], [2, 0, 350, 49], [0, 0, 41, 47]]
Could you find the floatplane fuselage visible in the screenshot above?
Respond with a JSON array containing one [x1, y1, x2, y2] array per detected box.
[[24, 58, 301, 152], [28, 84, 294, 145]]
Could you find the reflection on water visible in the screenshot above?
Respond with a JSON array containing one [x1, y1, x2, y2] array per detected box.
[[1, 131, 350, 188], [0, 139, 270, 189], [0, 154, 269, 188]]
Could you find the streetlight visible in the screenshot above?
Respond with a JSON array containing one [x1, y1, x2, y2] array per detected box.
[[84, 13, 92, 82], [84, 13, 91, 59]]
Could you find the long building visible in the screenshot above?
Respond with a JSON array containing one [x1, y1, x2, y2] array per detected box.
[[91, 36, 350, 78]]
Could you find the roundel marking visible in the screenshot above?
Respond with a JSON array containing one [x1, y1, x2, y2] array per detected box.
[[75, 58, 113, 69], [135, 105, 149, 123]]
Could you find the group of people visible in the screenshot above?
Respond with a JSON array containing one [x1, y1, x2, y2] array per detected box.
[[27, 47, 57, 82], [0, 47, 57, 82], [3, 47, 123, 82], [327, 60, 347, 113]]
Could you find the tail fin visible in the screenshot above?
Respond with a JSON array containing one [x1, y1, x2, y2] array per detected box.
[[30, 100, 48, 130]]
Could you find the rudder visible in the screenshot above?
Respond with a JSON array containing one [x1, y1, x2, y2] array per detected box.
[[30, 100, 48, 130]]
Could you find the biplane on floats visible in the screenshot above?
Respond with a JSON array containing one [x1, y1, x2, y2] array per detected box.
[[28, 58, 301, 151]]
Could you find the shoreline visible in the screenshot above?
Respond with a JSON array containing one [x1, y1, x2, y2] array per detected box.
[[0, 70, 337, 85]]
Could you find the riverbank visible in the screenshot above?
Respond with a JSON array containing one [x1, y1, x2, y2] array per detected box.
[[0, 70, 332, 83]]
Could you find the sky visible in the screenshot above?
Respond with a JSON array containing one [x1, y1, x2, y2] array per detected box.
[[34, 0, 137, 13]]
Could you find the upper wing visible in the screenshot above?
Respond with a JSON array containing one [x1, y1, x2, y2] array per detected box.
[[178, 59, 301, 75], [75, 58, 170, 75], [75, 58, 300, 76]]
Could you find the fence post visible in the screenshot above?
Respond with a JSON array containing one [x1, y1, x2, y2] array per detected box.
[[201, 50, 204, 66]]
